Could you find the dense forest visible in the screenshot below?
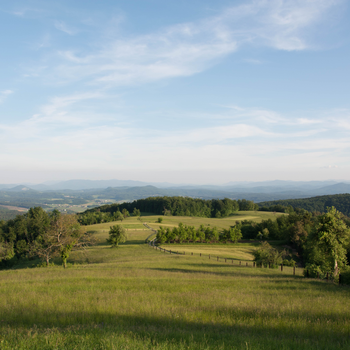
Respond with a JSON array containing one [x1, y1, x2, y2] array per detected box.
[[258, 193, 350, 216], [77, 197, 259, 225]]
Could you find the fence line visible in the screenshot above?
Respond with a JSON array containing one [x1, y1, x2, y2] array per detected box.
[[146, 241, 303, 276], [145, 227, 343, 283]]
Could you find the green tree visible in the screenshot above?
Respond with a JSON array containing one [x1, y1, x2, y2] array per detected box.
[[107, 225, 128, 248], [221, 225, 242, 243], [122, 208, 129, 219], [156, 226, 167, 244], [114, 211, 124, 221], [0, 242, 14, 262], [30, 213, 93, 268], [307, 207, 350, 277], [253, 241, 286, 268], [133, 208, 141, 217]]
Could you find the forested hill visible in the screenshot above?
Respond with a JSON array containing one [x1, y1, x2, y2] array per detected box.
[[78, 196, 259, 225], [258, 193, 350, 216]]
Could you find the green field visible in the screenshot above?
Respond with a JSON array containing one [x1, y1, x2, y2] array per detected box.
[[142, 211, 287, 231], [0, 216, 349, 349], [159, 243, 258, 262], [83, 211, 285, 235]]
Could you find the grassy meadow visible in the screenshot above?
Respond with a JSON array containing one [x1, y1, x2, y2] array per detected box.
[[0, 214, 349, 349], [144, 211, 287, 231]]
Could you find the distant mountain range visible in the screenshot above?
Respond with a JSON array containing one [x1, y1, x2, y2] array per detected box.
[[0, 179, 350, 202], [1, 179, 348, 192]]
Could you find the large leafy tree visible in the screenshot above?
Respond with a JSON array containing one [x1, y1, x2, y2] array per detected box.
[[307, 207, 350, 277], [30, 211, 94, 267]]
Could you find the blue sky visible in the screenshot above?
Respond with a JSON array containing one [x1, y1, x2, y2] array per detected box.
[[1, 0, 350, 184]]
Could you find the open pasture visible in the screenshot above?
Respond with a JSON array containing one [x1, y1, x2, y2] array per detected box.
[[159, 243, 258, 262], [142, 211, 286, 231], [1, 218, 349, 350], [82, 211, 286, 236]]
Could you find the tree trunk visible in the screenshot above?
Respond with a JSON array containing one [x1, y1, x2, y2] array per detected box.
[[334, 259, 338, 277], [46, 256, 49, 267]]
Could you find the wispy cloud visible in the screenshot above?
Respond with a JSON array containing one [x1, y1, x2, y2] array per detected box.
[[1, 91, 349, 173], [54, 21, 78, 35], [36, 0, 341, 88], [0, 90, 13, 104]]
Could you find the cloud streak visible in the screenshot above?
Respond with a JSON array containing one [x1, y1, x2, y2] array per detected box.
[[0, 90, 13, 104], [39, 0, 341, 88], [1, 91, 349, 174]]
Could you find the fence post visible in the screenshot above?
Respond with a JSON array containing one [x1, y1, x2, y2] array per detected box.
[[225, 258, 227, 263], [209, 254, 210, 259], [191, 252, 193, 256], [232, 259, 233, 264], [253, 262, 255, 267], [246, 262, 248, 267], [217, 256, 219, 261], [184, 251, 185, 255], [339, 274, 342, 285], [306, 269, 309, 278], [200, 253, 201, 257], [239, 261, 241, 266], [293, 266, 295, 276], [281, 264, 283, 272], [269, 262, 270, 269]]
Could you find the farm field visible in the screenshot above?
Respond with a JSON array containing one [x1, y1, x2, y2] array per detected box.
[[0, 217, 349, 350]]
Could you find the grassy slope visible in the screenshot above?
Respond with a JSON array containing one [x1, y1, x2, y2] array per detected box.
[[0, 215, 349, 350]]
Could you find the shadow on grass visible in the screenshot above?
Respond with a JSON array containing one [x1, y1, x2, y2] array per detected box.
[[148, 266, 304, 280], [1, 304, 349, 350], [148, 264, 335, 285], [125, 239, 147, 245]]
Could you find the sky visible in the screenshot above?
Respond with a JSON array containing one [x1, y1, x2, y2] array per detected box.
[[1, 0, 350, 185]]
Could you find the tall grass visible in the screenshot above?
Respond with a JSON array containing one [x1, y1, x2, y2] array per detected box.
[[0, 227, 349, 349]]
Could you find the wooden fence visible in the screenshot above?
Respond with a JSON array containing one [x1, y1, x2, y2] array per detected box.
[[147, 242, 302, 276], [146, 229, 345, 284]]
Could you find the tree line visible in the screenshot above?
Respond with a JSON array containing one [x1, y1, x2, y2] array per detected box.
[[156, 223, 242, 244], [243, 207, 350, 279], [258, 193, 350, 216], [0, 207, 94, 268]]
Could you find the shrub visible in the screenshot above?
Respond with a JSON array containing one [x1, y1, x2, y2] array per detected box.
[[253, 241, 285, 268], [303, 263, 325, 278]]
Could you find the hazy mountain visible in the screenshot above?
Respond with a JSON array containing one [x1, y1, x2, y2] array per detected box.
[[223, 180, 341, 190], [0, 184, 18, 190], [308, 183, 350, 196], [6, 185, 34, 192], [29, 179, 177, 191]]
